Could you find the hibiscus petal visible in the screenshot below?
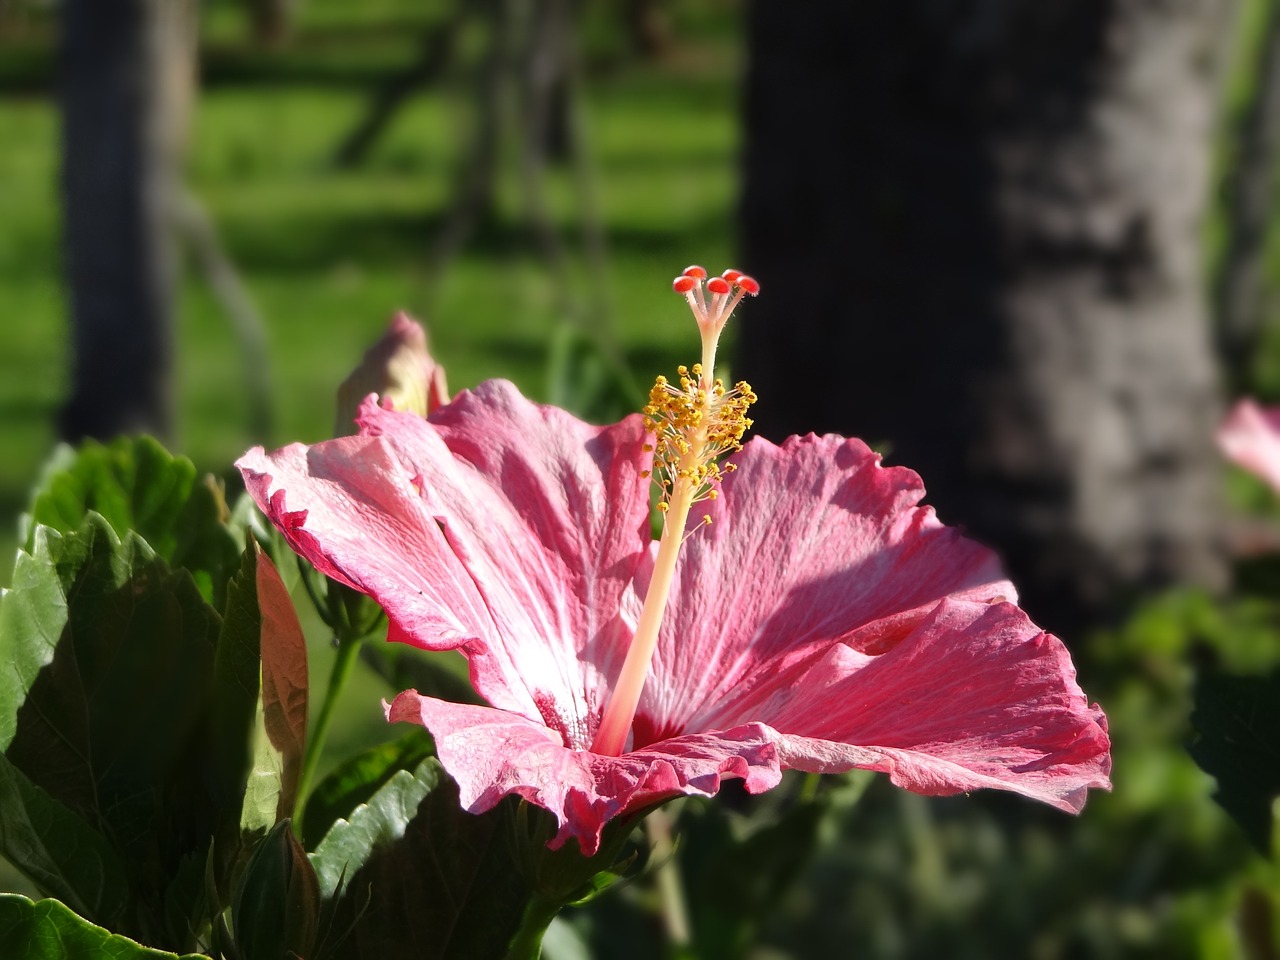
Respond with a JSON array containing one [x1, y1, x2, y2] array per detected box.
[[759, 599, 1111, 811], [387, 691, 782, 856], [637, 433, 1014, 742], [238, 437, 502, 662], [239, 381, 654, 740]]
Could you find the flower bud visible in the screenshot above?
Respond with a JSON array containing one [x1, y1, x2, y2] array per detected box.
[[231, 820, 320, 960], [335, 311, 449, 435]]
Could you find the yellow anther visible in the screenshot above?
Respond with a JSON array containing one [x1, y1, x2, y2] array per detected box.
[[641, 360, 756, 515]]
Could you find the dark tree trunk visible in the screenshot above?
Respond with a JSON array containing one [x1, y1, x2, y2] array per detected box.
[[622, 0, 669, 59], [738, 1, 1230, 634], [59, 0, 195, 442], [247, 0, 296, 48]]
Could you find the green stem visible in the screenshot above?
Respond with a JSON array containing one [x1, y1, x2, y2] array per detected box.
[[293, 633, 363, 823], [506, 894, 562, 960], [799, 771, 821, 804], [296, 555, 334, 628], [646, 807, 690, 947]]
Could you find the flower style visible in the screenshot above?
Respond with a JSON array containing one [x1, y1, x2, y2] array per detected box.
[[1219, 398, 1280, 497], [237, 268, 1110, 855]]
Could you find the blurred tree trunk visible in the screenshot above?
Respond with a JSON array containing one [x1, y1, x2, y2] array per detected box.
[[622, 0, 669, 59], [247, 0, 296, 47], [59, 0, 196, 442], [738, 1, 1230, 634]]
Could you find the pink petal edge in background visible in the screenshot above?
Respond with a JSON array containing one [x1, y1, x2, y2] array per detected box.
[[1219, 398, 1280, 496]]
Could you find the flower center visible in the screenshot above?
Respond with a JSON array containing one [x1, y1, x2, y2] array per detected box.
[[642, 366, 757, 518], [591, 266, 759, 757]]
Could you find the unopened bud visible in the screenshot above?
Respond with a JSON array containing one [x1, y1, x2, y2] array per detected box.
[[335, 311, 449, 434]]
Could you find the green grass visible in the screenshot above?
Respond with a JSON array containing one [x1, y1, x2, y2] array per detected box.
[[0, 94, 62, 545]]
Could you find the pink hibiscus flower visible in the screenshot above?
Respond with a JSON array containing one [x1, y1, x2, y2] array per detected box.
[[237, 268, 1110, 855], [1219, 398, 1280, 496]]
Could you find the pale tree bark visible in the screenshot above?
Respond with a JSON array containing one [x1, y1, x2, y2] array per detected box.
[[59, 0, 196, 442], [738, 1, 1230, 632]]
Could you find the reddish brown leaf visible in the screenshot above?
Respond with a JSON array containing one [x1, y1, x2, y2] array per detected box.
[[255, 549, 308, 820]]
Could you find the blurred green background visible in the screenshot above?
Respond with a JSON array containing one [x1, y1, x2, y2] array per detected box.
[[4, 1, 1280, 958], [0, 0, 741, 578]]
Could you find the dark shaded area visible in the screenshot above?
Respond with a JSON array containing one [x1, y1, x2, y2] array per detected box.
[[299, 730, 437, 848], [58, 0, 180, 442], [6, 528, 222, 949], [207, 207, 729, 273], [321, 782, 533, 960], [1215, 0, 1280, 391], [1189, 667, 1280, 854], [739, 0, 1227, 636]]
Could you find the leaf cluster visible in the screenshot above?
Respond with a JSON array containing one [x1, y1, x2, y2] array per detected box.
[[0, 437, 639, 959]]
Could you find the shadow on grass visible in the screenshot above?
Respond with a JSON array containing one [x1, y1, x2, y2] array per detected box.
[[218, 208, 731, 273]]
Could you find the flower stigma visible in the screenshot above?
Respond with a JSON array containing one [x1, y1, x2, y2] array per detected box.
[[591, 266, 759, 756]]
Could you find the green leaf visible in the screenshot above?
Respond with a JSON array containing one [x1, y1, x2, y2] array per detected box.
[[1188, 667, 1280, 854], [309, 758, 536, 959], [161, 846, 213, 958], [4, 518, 221, 852], [308, 758, 442, 903], [0, 895, 209, 960], [20, 437, 240, 607], [0, 516, 223, 944], [300, 730, 435, 850], [0, 754, 130, 924], [210, 546, 266, 853], [0, 531, 70, 753]]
